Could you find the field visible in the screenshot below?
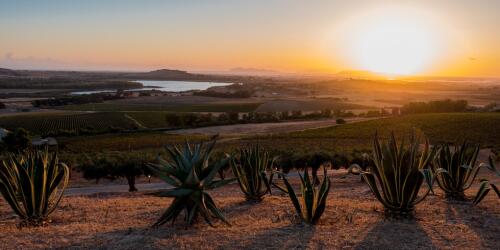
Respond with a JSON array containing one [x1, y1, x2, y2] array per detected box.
[[236, 113, 500, 154], [60, 102, 262, 112], [0, 172, 498, 249], [51, 112, 500, 156], [0, 112, 137, 136]]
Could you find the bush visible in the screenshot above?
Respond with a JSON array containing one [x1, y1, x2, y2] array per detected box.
[[2, 128, 31, 152], [401, 99, 468, 114], [79, 152, 151, 192], [336, 118, 346, 124]]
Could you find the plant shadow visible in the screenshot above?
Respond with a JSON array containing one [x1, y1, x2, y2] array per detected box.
[[354, 220, 435, 250], [446, 201, 500, 249], [216, 224, 316, 249]]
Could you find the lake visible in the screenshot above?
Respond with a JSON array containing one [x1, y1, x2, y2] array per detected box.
[[71, 80, 232, 95]]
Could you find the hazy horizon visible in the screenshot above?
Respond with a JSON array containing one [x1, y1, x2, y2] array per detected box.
[[1, 0, 500, 77]]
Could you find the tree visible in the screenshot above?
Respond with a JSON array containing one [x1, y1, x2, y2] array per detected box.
[[79, 152, 152, 192], [2, 128, 31, 152]]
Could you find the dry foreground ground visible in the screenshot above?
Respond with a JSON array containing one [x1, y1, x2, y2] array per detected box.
[[0, 170, 498, 250]]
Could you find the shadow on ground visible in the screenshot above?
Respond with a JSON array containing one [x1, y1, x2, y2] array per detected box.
[[216, 224, 316, 249], [447, 201, 500, 249], [354, 220, 435, 250]]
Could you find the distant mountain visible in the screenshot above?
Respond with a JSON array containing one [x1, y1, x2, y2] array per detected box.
[[143, 69, 193, 78], [0, 68, 20, 77], [229, 67, 279, 75], [120, 69, 197, 80]]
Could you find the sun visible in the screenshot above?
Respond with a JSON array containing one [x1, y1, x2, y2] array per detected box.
[[337, 7, 441, 76]]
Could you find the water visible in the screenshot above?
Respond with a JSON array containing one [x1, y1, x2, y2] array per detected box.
[[71, 80, 232, 95]]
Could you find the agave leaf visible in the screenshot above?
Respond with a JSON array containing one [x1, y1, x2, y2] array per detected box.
[[472, 180, 491, 205], [283, 175, 302, 217]]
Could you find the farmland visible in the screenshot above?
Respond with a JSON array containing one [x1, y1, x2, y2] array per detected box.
[[53, 112, 500, 154], [0, 112, 137, 136], [60, 102, 262, 112], [235, 112, 500, 153]]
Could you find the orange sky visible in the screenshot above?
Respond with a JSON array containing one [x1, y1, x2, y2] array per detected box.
[[0, 1, 499, 77]]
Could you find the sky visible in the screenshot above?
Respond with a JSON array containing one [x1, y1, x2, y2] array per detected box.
[[0, 0, 499, 77]]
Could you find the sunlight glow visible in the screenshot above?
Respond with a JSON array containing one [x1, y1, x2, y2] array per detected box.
[[338, 6, 442, 76]]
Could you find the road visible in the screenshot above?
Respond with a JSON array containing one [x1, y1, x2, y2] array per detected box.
[[168, 117, 376, 136]]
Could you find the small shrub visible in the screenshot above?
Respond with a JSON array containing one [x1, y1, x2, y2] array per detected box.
[[336, 118, 346, 124]]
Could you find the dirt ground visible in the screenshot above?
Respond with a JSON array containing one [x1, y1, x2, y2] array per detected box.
[[0, 170, 498, 250], [169, 117, 373, 136]]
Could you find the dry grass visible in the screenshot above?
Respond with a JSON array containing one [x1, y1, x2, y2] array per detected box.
[[0, 171, 498, 250]]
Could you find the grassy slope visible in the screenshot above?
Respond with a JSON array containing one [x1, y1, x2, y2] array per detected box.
[[235, 113, 500, 153], [0, 112, 136, 136], [60, 102, 262, 112], [43, 112, 500, 154], [58, 132, 207, 153]]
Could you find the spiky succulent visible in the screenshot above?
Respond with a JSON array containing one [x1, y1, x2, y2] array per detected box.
[[0, 149, 70, 226], [431, 142, 482, 200], [231, 145, 275, 201], [351, 133, 434, 219], [282, 167, 331, 225], [149, 140, 234, 227], [473, 156, 500, 205]]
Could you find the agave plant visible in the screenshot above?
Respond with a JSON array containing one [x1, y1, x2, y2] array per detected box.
[[473, 156, 500, 205], [149, 139, 234, 227], [230, 145, 275, 201], [351, 133, 434, 219], [431, 142, 482, 200], [0, 149, 70, 226], [281, 167, 331, 225]]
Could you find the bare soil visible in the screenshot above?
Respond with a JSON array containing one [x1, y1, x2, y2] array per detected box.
[[0, 170, 498, 250], [169, 117, 373, 136]]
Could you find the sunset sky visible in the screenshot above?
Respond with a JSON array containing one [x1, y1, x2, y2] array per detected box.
[[1, 0, 499, 77]]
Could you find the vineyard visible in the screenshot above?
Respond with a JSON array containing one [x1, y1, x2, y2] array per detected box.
[[0, 112, 137, 136], [125, 111, 169, 128]]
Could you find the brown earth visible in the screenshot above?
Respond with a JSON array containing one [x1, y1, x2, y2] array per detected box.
[[0, 170, 498, 250]]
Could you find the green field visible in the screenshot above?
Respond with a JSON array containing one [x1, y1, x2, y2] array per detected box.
[[236, 113, 500, 153], [55, 113, 500, 155], [58, 132, 207, 153], [60, 102, 262, 112], [0, 112, 136, 136]]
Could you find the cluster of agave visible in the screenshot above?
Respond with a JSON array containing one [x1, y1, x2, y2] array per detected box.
[[0, 149, 70, 226], [1, 134, 498, 228]]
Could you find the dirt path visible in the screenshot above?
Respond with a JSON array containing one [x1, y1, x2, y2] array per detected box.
[[167, 117, 378, 136]]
